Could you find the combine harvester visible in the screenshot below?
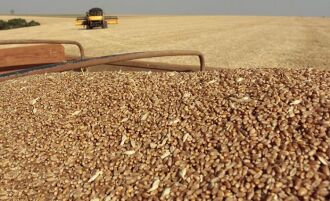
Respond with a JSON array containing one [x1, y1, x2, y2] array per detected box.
[[0, 40, 207, 82], [76, 8, 118, 29]]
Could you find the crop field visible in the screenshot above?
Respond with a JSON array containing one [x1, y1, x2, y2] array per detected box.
[[0, 15, 330, 68]]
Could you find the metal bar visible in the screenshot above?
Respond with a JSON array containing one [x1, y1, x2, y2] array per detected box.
[[97, 60, 201, 72], [87, 65, 173, 72], [0, 40, 85, 59], [0, 50, 205, 82]]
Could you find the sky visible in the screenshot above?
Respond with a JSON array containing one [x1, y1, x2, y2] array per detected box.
[[0, 0, 329, 16]]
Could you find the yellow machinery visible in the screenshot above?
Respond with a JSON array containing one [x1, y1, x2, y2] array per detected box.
[[76, 8, 118, 29]]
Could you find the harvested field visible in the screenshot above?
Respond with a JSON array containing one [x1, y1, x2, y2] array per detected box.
[[0, 15, 330, 68], [0, 69, 329, 200]]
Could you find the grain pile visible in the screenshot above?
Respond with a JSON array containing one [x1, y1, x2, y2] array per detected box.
[[0, 68, 329, 201]]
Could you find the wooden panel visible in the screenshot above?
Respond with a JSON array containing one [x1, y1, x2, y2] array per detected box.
[[0, 44, 65, 69]]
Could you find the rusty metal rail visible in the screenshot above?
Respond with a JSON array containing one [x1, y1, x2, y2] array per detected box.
[[0, 50, 205, 82], [97, 60, 202, 72], [0, 40, 85, 59]]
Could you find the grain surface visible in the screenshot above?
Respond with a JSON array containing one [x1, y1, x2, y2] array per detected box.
[[0, 69, 329, 200]]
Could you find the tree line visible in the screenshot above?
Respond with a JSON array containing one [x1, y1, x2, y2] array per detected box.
[[0, 18, 40, 30]]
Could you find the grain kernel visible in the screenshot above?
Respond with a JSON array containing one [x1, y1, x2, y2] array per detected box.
[[148, 179, 160, 192], [88, 170, 103, 183]]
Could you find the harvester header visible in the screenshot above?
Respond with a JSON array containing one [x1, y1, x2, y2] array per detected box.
[[76, 8, 118, 29]]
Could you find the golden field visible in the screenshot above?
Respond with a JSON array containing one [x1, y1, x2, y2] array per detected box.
[[0, 15, 329, 68]]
